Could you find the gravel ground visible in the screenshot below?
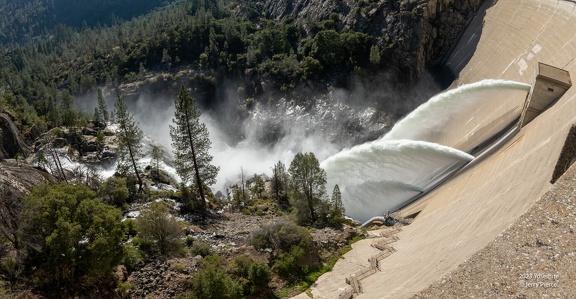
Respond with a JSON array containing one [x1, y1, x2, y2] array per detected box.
[[413, 165, 576, 299]]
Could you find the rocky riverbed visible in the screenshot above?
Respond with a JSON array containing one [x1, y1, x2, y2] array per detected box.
[[123, 210, 366, 298]]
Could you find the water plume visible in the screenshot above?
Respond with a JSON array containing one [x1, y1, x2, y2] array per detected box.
[[324, 79, 531, 222]]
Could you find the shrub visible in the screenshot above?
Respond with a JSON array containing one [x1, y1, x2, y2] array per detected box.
[[1, 256, 21, 287], [248, 222, 320, 281], [187, 259, 243, 299], [22, 183, 125, 287], [117, 280, 135, 299], [247, 262, 271, 295], [122, 244, 144, 272], [249, 221, 313, 253], [123, 219, 137, 237], [231, 255, 271, 295], [186, 235, 194, 247], [190, 240, 212, 257], [231, 255, 253, 277], [53, 127, 64, 138], [136, 202, 183, 256], [273, 245, 306, 281]]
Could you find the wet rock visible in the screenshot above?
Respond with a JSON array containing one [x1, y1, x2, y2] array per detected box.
[[103, 127, 115, 136], [82, 127, 97, 136], [82, 141, 98, 152], [102, 148, 117, 160], [52, 137, 68, 148]]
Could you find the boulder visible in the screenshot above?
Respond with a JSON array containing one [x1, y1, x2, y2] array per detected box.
[[103, 127, 115, 136], [82, 141, 98, 152], [0, 161, 55, 202], [102, 148, 117, 160], [82, 127, 97, 136], [0, 113, 31, 159], [52, 137, 68, 148]]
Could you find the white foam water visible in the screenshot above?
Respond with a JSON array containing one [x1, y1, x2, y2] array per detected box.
[[322, 79, 530, 222]]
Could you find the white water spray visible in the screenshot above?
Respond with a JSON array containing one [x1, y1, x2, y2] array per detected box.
[[382, 79, 531, 146], [322, 139, 474, 221], [323, 79, 531, 222]]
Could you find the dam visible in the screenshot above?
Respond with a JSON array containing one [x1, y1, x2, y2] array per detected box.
[[293, 0, 576, 298]]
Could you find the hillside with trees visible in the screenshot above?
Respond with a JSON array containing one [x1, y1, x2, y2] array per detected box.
[[0, 0, 175, 46], [0, 0, 484, 144]]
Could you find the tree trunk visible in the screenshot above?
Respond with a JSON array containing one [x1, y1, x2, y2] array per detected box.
[[127, 144, 143, 192], [306, 182, 316, 223], [241, 168, 246, 202], [274, 166, 280, 202], [184, 111, 206, 221], [51, 145, 68, 184]]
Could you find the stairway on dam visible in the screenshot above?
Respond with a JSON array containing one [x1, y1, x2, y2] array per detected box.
[[293, 0, 576, 298]]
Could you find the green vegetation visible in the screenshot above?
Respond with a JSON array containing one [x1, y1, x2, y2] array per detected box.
[[271, 160, 289, 206], [186, 257, 244, 299], [0, 0, 175, 46], [190, 240, 213, 257], [136, 201, 184, 256], [170, 85, 219, 219], [22, 183, 124, 288], [96, 87, 109, 123], [249, 221, 320, 282], [151, 144, 164, 179], [0, 0, 383, 137], [232, 255, 272, 296], [99, 176, 131, 208], [115, 94, 144, 192], [288, 152, 330, 225]]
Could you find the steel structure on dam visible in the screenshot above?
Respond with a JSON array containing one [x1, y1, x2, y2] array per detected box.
[[293, 0, 576, 298]]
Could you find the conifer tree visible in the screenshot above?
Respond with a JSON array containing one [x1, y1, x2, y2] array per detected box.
[[46, 96, 61, 127], [93, 107, 100, 123], [151, 144, 164, 176], [331, 184, 344, 217], [114, 94, 143, 192], [60, 90, 76, 127], [251, 174, 265, 198], [97, 88, 109, 123], [170, 85, 218, 218], [271, 161, 288, 205]]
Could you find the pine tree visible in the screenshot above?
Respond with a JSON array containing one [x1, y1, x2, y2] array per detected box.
[[114, 94, 143, 192], [151, 144, 164, 177], [271, 161, 288, 205], [331, 184, 344, 217], [60, 90, 76, 127], [251, 174, 265, 198], [93, 107, 100, 123], [46, 96, 61, 127], [170, 85, 219, 219], [97, 88, 109, 122]]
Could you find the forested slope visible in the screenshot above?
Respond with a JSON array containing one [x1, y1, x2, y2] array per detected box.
[[0, 0, 174, 45], [0, 0, 486, 148]]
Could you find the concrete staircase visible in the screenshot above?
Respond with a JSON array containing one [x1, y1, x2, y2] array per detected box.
[[337, 227, 402, 299]]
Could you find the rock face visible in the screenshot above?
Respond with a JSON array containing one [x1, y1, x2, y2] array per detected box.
[[0, 112, 31, 160], [263, 0, 486, 82], [0, 161, 54, 201]]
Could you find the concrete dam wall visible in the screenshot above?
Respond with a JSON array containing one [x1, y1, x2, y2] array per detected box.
[[293, 0, 576, 298]]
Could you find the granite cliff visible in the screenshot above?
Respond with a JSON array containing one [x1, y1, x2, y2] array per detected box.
[[263, 0, 486, 82]]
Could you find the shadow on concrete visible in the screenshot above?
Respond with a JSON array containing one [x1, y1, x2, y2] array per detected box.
[[431, 0, 497, 88]]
